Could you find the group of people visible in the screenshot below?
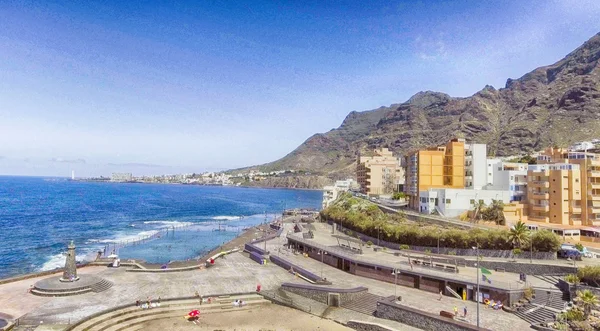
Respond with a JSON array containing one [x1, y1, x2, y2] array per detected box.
[[136, 297, 161, 309], [453, 305, 468, 318], [233, 299, 247, 307]]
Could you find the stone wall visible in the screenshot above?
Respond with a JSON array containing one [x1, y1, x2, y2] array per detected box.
[[466, 260, 576, 276], [346, 320, 396, 331], [375, 299, 491, 331], [269, 255, 325, 283], [244, 243, 268, 256], [560, 279, 600, 301], [281, 283, 367, 305]]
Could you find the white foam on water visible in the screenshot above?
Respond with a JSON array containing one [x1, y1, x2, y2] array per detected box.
[[143, 220, 193, 227], [39, 252, 92, 271], [212, 216, 242, 221], [92, 230, 160, 244]]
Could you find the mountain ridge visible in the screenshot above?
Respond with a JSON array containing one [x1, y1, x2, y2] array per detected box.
[[234, 32, 600, 179]]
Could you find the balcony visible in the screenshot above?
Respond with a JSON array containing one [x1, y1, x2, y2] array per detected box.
[[529, 215, 549, 223], [571, 218, 582, 226], [588, 170, 600, 177], [530, 192, 550, 199], [589, 182, 600, 190], [589, 193, 600, 201], [571, 206, 582, 213], [530, 181, 550, 188], [589, 207, 600, 215], [532, 204, 550, 212]]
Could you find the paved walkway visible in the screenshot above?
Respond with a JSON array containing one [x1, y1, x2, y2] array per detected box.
[[0, 253, 296, 325], [271, 223, 531, 331]]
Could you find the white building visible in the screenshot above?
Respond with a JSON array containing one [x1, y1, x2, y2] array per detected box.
[[418, 188, 513, 218], [111, 173, 133, 182], [322, 179, 356, 209], [464, 143, 487, 190], [486, 159, 528, 202]]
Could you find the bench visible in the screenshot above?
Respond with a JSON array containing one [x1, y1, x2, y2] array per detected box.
[[440, 311, 455, 319], [495, 268, 505, 272]]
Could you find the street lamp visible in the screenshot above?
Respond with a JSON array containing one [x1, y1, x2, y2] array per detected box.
[[391, 268, 400, 301], [472, 244, 480, 328], [318, 250, 324, 279], [530, 233, 533, 264]]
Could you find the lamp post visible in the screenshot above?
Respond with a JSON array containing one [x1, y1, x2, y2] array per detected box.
[[473, 244, 480, 328], [530, 234, 533, 264], [392, 268, 399, 300], [437, 231, 441, 254], [318, 250, 324, 279]]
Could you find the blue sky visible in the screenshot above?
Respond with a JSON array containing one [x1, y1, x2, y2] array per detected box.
[[1, 0, 600, 176]]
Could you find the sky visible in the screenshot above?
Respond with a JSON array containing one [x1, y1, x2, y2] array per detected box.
[[1, 0, 600, 177]]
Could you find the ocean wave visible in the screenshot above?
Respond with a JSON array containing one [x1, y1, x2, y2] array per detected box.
[[212, 216, 242, 221], [143, 220, 193, 227], [39, 252, 93, 271], [90, 230, 161, 244]]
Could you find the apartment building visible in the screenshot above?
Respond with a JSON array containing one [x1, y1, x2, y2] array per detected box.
[[487, 159, 528, 202], [111, 172, 133, 182], [404, 138, 466, 209], [322, 179, 357, 209], [527, 147, 600, 227], [356, 148, 401, 196]]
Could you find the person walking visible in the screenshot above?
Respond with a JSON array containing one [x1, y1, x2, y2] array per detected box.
[[438, 290, 443, 301], [463, 306, 467, 318], [453, 306, 458, 317]]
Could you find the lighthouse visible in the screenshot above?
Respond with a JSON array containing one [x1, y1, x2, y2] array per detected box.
[[71, 170, 75, 180]]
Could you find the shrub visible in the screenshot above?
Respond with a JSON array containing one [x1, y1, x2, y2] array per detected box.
[[578, 266, 600, 287], [559, 308, 585, 321], [523, 287, 534, 300], [424, 249, 432, 255], [565, 274, 581, 284], [575, 243, 584, 252], [448, 250, 457, 256], [399, 244, 410, 250], [512, 248, 522, 256], [392, 192, 406, 200], [366, 241, 373, 246]]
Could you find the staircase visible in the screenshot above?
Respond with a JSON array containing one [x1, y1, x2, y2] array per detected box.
[[90, 279, 114, 293], [68, 293, 270, 331], [445, 286, 462, 299], [513, 304, 556, 325], [533, 275, 563, 289], [512, 289, 567, 325], [341, 293, 390, 316]]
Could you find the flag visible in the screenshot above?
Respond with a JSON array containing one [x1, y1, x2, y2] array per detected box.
[[480, 267, 492, 275]]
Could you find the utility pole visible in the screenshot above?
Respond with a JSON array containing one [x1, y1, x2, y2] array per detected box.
[[475, 244, 480, 328]]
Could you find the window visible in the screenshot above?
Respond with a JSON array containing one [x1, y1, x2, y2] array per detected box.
[[479, 199, 484, 204], [576, 179, 579, 183], [498, 167, 502, 171], [446, 199, 451, 204], [510, 176, 514, 180], [470, 199, 475, 204]]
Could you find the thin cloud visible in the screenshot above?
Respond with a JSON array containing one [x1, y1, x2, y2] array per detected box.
[[414, 35, 448, 61], [51, 158, 86, 164], [107, 162, 162, 168]]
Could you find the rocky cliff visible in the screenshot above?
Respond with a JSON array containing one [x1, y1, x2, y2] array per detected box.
[[241, 32, 600, 177]]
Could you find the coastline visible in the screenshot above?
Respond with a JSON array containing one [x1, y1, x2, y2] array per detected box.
[[74, 179, 325, 191]]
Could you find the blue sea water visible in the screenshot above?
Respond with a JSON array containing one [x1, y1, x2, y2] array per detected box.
[[0, 176, 322, 279]]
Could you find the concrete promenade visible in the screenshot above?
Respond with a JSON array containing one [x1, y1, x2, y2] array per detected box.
[[267, 222, 531, 331], [0, 253, 298, 325]]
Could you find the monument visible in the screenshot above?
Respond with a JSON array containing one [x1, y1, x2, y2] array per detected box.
[[60, 240, 79, 282]]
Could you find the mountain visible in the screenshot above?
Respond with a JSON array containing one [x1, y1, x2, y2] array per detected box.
[[239, 32, 600, 178]]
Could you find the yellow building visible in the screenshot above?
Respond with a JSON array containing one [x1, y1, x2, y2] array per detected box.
[[526, 147, 600, 227], [405, 138, 466, 209], [356, 148, 401, 196]]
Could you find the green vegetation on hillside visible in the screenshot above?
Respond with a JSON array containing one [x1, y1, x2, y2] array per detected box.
[[320, 193, 561, 252], [507, 155, 537, 164]]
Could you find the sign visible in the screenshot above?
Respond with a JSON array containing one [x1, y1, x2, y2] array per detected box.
[[467, 285, 473, 290]]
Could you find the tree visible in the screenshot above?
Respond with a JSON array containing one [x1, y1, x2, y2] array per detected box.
[[481, 199, 506, 226], [508, 221, 530, 248], [392, 192, 406, 200], [576, 290, 599, 319], [471, 200, 486, 223]]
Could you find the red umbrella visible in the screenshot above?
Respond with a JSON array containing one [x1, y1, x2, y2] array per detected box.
[[188, 310, 200, 317]]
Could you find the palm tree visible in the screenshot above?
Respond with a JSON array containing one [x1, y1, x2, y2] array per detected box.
[[577, 289, 599, 319], [471, 200, 486, 223], [508, 221, 529, 248]]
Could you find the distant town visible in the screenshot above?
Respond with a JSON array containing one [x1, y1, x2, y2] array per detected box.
[[78, 169, 304, 186]]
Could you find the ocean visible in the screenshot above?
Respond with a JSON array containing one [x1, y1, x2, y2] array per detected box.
[[0, 176, 322, 279]]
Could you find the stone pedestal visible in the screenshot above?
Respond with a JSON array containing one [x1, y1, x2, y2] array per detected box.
[[60, 241, 79, 282]]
